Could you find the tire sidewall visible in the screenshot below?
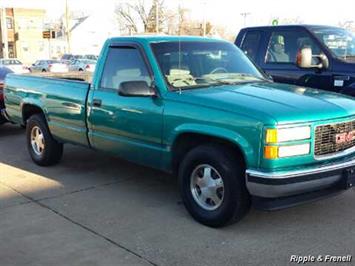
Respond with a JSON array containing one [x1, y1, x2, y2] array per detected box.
[[179, 145, 248, 227], [26, 115, 48, 163]]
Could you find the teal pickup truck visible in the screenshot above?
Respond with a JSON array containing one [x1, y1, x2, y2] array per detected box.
[[4, 36, 355, 227]]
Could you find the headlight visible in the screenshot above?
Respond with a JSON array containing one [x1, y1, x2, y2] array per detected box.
[[264, 126, 311, 159], [265, 126, 311, 143], [264, 144, 310, 159]]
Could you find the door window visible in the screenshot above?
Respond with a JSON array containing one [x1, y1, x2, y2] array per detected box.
[[265, 31, 322, 64], [100, 47, 151, 90], [240, 31, 261, 61]]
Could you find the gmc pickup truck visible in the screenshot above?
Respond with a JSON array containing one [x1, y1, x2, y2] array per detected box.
[[235, 25, 355, 96], [4, 36, 355, 227]]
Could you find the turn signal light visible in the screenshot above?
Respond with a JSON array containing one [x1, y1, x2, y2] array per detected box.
[[264, 146, 278, 159]]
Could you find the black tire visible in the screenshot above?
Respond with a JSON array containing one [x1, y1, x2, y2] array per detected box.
[[179, 144, 250, 227], [26, 114, 63, 166]]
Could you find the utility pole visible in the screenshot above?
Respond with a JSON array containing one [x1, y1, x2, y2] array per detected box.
[[240, 12, 251, 27], [65, 0, 71, 53], [1, 7, 9, 58], [155, 0, 159, 33], [202, 1, 206, 36]]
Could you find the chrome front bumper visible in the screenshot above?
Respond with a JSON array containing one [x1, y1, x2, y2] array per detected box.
[[246, 156, 355, 199]]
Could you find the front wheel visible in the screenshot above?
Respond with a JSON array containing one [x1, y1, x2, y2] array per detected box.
[[26, 114, 63, 166], [179, 144, 250, 227]]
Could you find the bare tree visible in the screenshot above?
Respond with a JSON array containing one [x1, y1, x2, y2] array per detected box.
[[338, 20, 354, 31], [115, 0, 166, 34]]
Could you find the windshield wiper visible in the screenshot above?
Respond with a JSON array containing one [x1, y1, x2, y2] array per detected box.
[[200, 73, 269, 85]]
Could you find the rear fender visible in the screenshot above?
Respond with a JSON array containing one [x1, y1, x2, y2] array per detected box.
[[21, 98, 47, 124]]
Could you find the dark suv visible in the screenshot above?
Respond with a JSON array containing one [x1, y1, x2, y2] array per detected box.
[[235, 25, 355, 96]]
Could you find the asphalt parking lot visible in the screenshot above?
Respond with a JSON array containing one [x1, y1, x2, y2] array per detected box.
[[0, 123, 354, 266]]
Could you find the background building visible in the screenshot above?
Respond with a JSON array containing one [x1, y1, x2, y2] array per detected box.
[[67, 13, 118, 55], [0, 7, 46, 64]]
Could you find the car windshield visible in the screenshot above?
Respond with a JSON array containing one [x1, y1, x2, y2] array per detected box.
[[1, 59, 22, 65], [311, 27, 355, 62], [151, 41, 265, 90]]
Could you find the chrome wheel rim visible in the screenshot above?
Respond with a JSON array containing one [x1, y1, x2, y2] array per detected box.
[[31, 126, 45, 156], [190, 164, 224, 211]]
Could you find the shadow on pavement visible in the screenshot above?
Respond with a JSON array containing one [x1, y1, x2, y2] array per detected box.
[[0, 124, 25, 138]]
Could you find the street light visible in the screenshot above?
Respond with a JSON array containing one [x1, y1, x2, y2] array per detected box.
[[240, 12, 251, 27], [202, 1, 207, 36], [65, 0, 71, 53]]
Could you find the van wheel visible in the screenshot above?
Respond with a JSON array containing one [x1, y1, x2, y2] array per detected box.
[[26, 114, 63, 166], [179, 144, 250, 227]]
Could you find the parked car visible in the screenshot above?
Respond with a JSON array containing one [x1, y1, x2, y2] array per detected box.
[[4, 36, 355, 227], [68, 59, 96, 72], [30, 60, 69, 73], [0, 66, 13, 124], [0, 58, 29, 74], [235, 25, 355, 96], [83, 54, 98, 61], [61, 54, 82, 60], [61, 54, 74, 61]]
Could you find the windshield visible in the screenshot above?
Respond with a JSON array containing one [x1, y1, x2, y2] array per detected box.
[[312, 27, 355, 61], [151, 41, 265, 90]]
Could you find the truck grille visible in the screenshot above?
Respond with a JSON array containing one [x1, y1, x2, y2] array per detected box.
[[315, 120, 355, 156]]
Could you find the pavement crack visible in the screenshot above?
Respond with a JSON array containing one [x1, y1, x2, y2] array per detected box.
[[0, 181, 159, 266]]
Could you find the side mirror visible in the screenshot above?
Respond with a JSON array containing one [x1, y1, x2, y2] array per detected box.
[[296, 48, 329, 69], [118, 81, 156, 97]]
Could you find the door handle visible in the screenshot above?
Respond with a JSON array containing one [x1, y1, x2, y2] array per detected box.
[[92, 99, 102, 107]]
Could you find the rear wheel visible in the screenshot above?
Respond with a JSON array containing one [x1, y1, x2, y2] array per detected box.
[[26, 114, 63, 166], [179, 144, 250, 227]]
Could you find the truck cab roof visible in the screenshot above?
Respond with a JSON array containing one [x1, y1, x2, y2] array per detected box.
[[239, 24, 343, 32], [107, 35, 227, 44]]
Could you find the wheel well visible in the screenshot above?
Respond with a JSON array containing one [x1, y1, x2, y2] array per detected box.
[[171, 133, 246, 174], [22, 104, 44, 125]]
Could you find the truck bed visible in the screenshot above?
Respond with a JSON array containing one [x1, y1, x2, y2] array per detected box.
[[5, 73, 91, 146], [29, 71, 93, 83]]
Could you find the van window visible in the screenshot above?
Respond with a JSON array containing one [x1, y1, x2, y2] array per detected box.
[[240, 31, 261, 61]]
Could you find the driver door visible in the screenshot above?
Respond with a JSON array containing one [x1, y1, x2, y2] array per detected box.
[[88, 45, 164, 168]]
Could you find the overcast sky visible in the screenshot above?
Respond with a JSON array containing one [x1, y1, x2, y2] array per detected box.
[[3, 0, 355, 32]]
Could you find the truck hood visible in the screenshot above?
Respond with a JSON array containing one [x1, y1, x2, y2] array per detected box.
[[168, 82, 355, 125]]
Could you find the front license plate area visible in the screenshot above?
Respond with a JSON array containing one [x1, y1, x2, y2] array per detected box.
[[343, 167, 355, 189]]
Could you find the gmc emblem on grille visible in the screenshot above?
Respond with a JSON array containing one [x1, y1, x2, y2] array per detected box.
[[335, 130, 355, 144]]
